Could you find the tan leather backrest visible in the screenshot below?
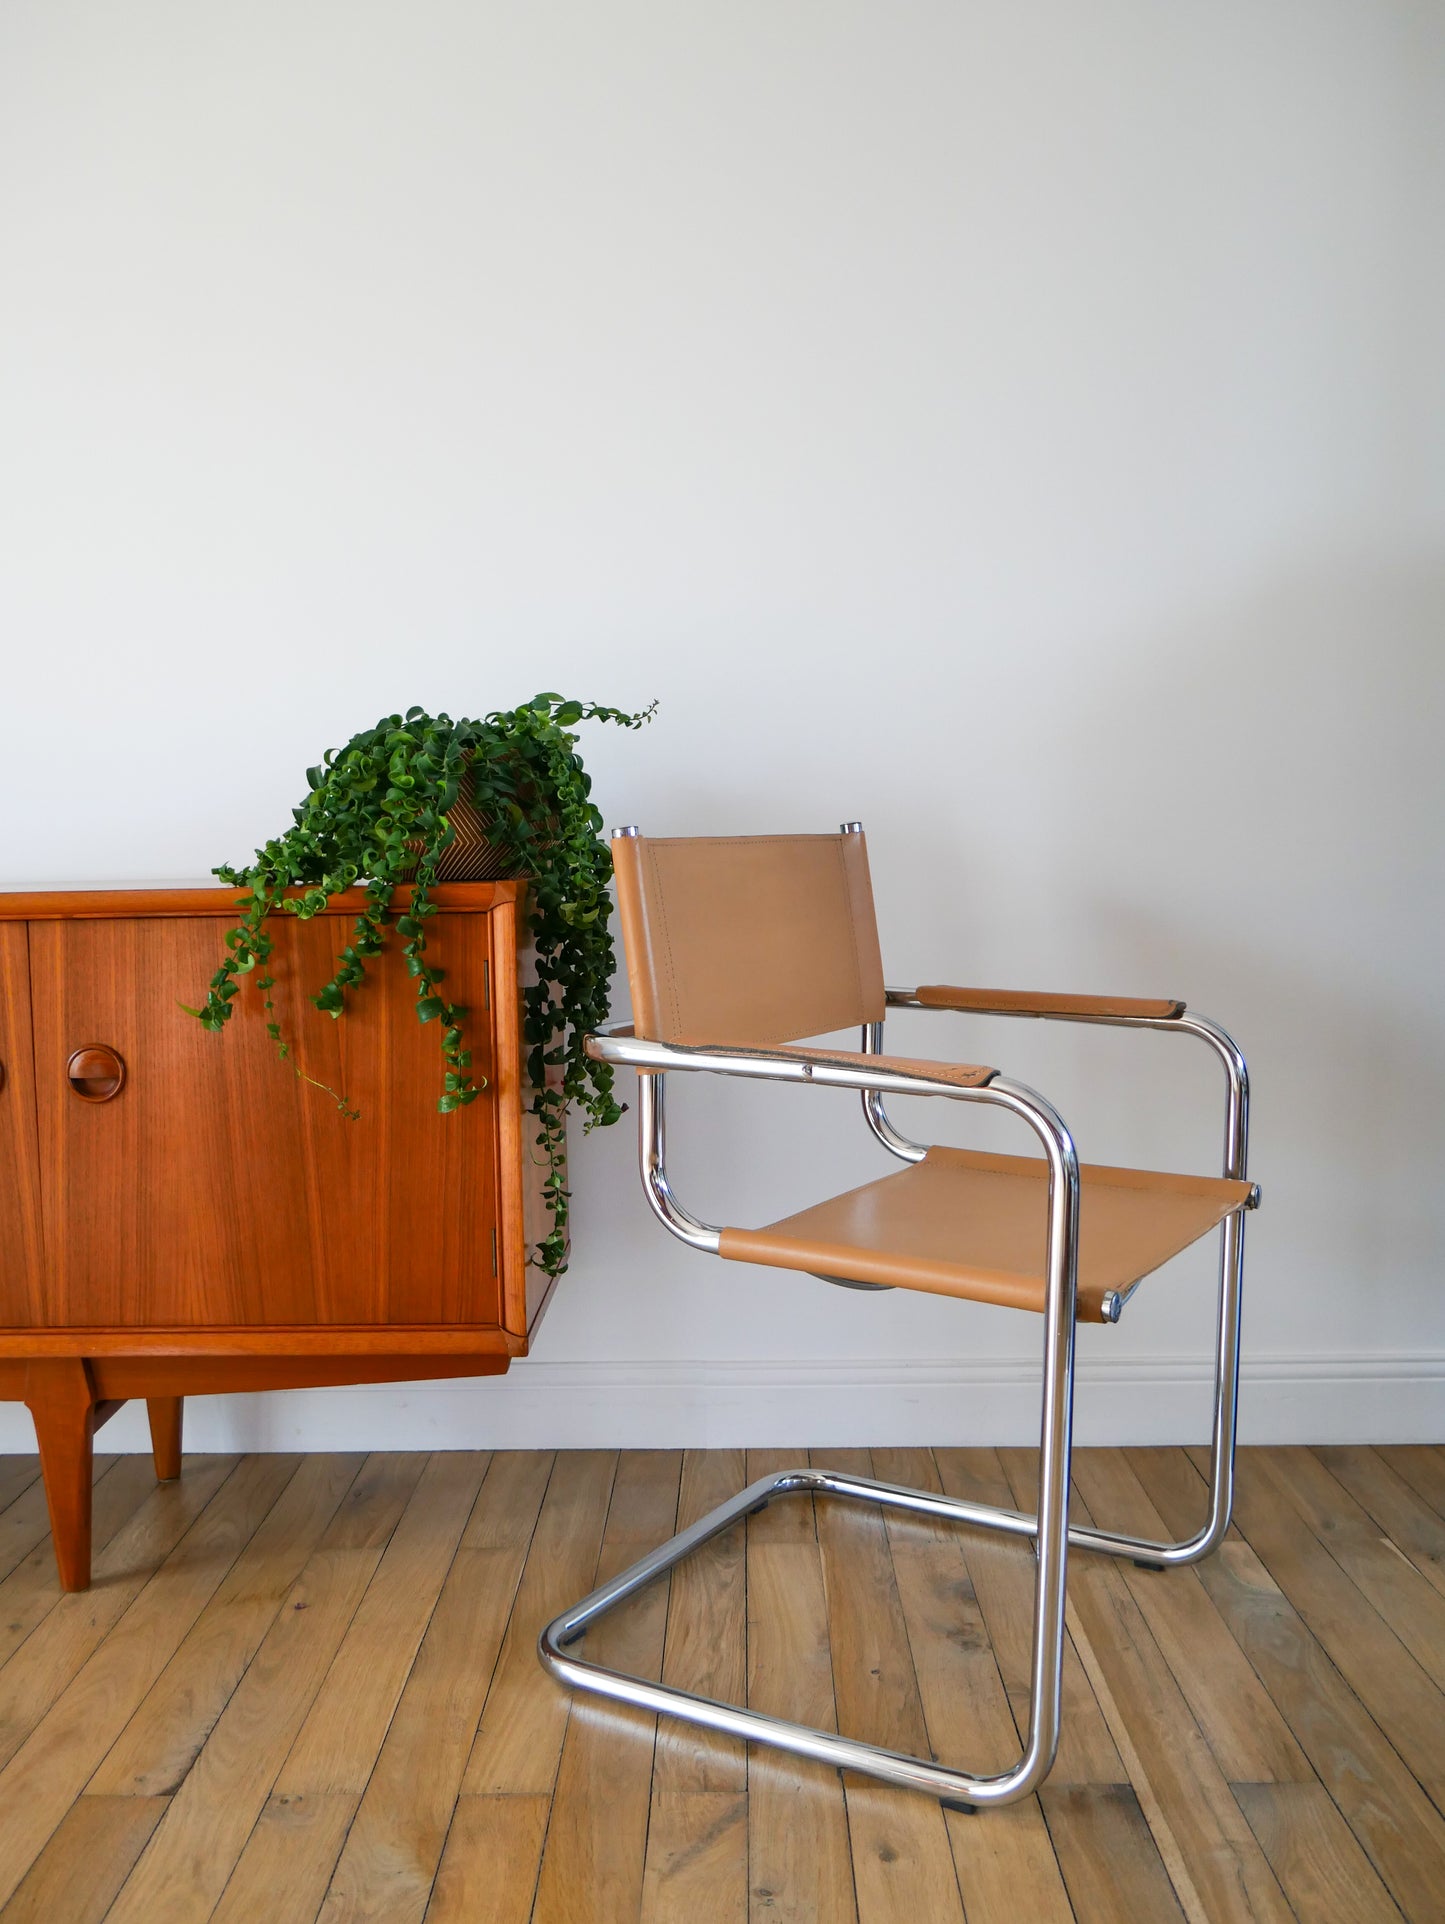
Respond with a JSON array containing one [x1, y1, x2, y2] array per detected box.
[[611, 830, 887, 1045]]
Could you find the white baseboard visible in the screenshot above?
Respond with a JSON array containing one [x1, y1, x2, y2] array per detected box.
[[1, 1351, 1440, 1453]]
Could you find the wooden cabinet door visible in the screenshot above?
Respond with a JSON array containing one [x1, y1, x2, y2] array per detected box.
[[0, 924, 46, 1325], [27, 912, 502, 1329]]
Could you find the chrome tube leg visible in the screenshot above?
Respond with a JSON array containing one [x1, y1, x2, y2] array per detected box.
[[1139, 1017, 1249, 1562], [1196, 1022, 1250, 1553], [537, 1079, 1083, 1809], [1015, 1095, 1080, 1787], [1198, 1199, 1246, 1551], [1062, 1014, 1251, 1569]]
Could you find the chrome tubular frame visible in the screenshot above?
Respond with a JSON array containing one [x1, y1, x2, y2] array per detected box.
[[539, 958, 1252, 1805], [877, 987, 1253, 1566], [637, 1073, 720, 1254], [543, 1030, 1081, 1807]]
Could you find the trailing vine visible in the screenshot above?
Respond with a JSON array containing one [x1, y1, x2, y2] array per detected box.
[[187, 695, 654, 1275]]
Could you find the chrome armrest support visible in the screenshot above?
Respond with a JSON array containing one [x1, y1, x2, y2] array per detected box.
[[861, 1019, 929, 1164], [879, 990, 1251, 1184], [636, 1073, 720, 1253], [588, 1023, 995, 1103], [585, 1021, 1082, 1272], [875, 988, 1253, 1556]]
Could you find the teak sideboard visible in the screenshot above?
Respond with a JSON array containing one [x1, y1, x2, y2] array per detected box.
[[0, 881, 559, 1589]]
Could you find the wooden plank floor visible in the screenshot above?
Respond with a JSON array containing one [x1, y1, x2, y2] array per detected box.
[[0, 1446, 1442, 1922]]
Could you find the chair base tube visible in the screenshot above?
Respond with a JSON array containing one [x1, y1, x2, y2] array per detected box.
[[537, 1438, 1242, 1808], [553, 1009, 1251, 1804], [540, 1465, 1055, 1807]]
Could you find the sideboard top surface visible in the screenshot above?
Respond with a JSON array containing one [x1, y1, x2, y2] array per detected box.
[[0, 881, 524, 921]]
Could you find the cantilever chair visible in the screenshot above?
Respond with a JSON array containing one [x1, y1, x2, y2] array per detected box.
[[539, 824, 1257, 1810]]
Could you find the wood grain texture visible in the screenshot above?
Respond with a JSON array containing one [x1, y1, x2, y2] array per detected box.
[[744, 1448, 858, 1924], [26, 912, 501, 1331], [0, 885, 562, 1592], [530, 1451, 683, 1924], [932, 1447, 1125, 1785], [0, 1456, 40, 1515], [808, 1446, 965, 1924], [316, 1452, 553, 1924], [88, 1454, 363, 1798], [869, 1446, 1071, 1924], [653, 1448, 748, 1795], [0, 1461, 99, 1589], [462, 1451, 617, 1796], [1376, 1444, 1445, 1521], [1194, 1441, 1445, 1808], [277, 1451, 489, 1798], [21, 1359, 99, 1590], [1233, 1782, 1404, 1924], [807, 1448, 931, 1761], [427, 1794, 551, 1924], [210, 1791, 356, 1924], [0, 1453, 260, 1907], [0, 1456, 241, 1773], [642, 1453, 749, 1924], [489, 890, 534, 1342], [641, 1790, 748, 1924], [0, 926, 44, 1328], [0, 882, 520, 922], [1132, 1445, 1445, 1924], [207, 1450, 497, 1924], [146, 1397, 183, 1480], [1002, 1448, 1295, 1924], [844, 1782, 966, 1924], [0, 1446, 1438, 1924], [1069, 1449, 1312, 1785], [1263, 1445, 1445, 1686], [0, 1457, 156, 1673], [1315, 1444, 1445, 1603], [102, 1454, 427, 1924], [0, 1792, 170, 1924], [1038, 1785, 1186, 1924]]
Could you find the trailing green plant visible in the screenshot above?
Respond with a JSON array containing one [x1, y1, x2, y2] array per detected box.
[[187, 695, 655, 1276]]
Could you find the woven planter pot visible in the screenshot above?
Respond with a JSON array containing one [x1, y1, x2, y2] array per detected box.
[[398, 758, 552, 883]]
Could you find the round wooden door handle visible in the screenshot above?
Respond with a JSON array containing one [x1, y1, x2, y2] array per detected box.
[[67, 1045, 126, 1102]]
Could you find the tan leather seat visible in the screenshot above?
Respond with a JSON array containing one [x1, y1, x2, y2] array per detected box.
[[719, 1146, 1252, 1321]]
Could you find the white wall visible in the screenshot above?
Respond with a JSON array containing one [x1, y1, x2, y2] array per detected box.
[[2, 0, 1441, 1450]]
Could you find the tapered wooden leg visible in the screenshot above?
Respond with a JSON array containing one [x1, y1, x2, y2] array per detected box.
[[25, 1358, 99, 1592], [146, 1396, 184, 1481]]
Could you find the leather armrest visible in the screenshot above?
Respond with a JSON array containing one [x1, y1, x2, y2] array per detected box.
[[902, 986, 1186, 1022], [587, 1027, 996, 1090], [766, 1043, 995, 1088]]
